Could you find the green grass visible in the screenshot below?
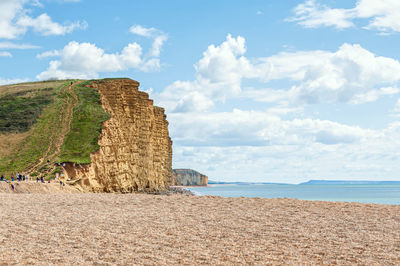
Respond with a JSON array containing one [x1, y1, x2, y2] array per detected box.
[[0, 88, 56, 133], [0, 82, 70, 174], [0, 79, 111, 176], [59, 81, 110, 163]]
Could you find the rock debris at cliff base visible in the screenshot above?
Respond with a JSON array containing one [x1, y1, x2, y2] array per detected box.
[[0, 193, 399, 265]]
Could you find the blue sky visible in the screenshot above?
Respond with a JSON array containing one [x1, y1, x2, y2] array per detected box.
[[1, 0, 400, 183]]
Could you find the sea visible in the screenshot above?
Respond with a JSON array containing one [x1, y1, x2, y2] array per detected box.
[[188, 183, 400, 205]]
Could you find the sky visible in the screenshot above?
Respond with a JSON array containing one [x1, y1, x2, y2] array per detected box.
[[1, 0, 400, 183]]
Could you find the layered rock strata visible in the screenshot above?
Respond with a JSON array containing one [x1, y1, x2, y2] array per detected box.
[[173, 169, 208, 186], [64, 79, 172, 192]]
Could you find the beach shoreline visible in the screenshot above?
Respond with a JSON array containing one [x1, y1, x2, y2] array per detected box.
[[1, 192, 399, 264]]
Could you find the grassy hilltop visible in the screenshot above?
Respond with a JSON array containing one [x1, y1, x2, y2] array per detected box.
[[0, 80, 110, 179]]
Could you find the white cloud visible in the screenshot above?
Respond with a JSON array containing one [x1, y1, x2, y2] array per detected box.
[[37, 40, 162, 80], [169, 109, 372, 147], [155, 34, 260, 112], [154, 35, 400, 113], [37, 25, 167, 80], [170, 108, 400, 182], [17, 14, 87, 36], [150, 34, 400, 182], [130, 25, 168, 57], [0, 52, 12, 57], [130, 25, 158, 37], [394, 99, 400, 113], [287, 0, 355, 29], [356, 0, 400, 32], [0, 0, 86, 39], [289, 0, 400, 33], [0, 77, 29, 85], [0, 42, 40, 49], [351, 87, 400, 104], [169, 108, 400, 182], [151, 35, 167, 57], [255, 43, 400, 105], [36, 49, 60, 58]]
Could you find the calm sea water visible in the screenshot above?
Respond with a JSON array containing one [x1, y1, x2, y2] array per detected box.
[[188, 184, 400, 205]]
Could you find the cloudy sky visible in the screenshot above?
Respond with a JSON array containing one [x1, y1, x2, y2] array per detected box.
[[1, 0, 400, 183]]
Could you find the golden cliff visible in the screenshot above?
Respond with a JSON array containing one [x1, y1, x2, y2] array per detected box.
[[64, 79, 173, 192]]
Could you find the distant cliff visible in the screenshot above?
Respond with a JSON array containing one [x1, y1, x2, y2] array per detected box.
[[173, 169, 208, 186]]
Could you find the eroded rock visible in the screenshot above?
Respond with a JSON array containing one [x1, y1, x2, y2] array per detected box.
[[64, 79, 172, 193], [173, 169, 208, 186]]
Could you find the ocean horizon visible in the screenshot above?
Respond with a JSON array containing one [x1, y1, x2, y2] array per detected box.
[[188, 183, 400, 205]]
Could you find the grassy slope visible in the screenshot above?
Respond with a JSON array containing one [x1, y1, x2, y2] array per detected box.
[[59, 81, 110, 164], [0, 81, 70, 175], [0, 80, 111, 176], [0, 88, 55, 132]]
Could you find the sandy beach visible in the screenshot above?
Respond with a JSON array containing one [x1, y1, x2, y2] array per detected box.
[[0, 191, 399, 265]]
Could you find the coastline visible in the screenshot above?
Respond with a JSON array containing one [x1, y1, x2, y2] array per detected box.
[[1, 192, 399, 264]]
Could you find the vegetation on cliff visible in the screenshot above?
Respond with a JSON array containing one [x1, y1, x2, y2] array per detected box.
[[0, 78, 172, 193], [59, 81, 110, 164], [0, 80, 110, 177], [0, 88, 55, 133]]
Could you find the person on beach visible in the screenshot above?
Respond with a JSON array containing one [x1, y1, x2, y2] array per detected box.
[[0, 175, 4, 181], [36, 177, 39, 183], [10, 181, 14, 190]]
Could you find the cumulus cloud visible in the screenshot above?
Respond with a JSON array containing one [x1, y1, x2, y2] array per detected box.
[[155, 34, 260, 112], [169, 110, 372, 147], [261, 43, 400, 104], [0, 0, 86, 39], [289, 0, 400, 33], [37, 41, 142, 79], [169, 108, 400, 182], [170, 108, 400, 182], [154, 35, 400, 113], [36, 25, 168, 80], [150, 34, 400, 182]]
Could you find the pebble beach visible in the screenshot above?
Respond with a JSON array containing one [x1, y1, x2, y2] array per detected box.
[[1, 187, 400, 265]]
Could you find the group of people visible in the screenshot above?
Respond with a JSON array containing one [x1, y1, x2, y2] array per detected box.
[[0, 172, 66, 190]]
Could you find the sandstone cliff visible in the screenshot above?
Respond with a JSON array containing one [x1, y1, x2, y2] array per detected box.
[[64, 79, 173, 193], [173, 169, 208, 186]]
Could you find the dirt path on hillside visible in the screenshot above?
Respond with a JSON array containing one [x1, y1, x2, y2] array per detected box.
[[48, 81, 80, 160], [29, 81, 81, 174]]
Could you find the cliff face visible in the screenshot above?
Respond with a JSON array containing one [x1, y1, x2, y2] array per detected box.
[[173, 169, 208, 186], [64, 79, 173, 192]]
